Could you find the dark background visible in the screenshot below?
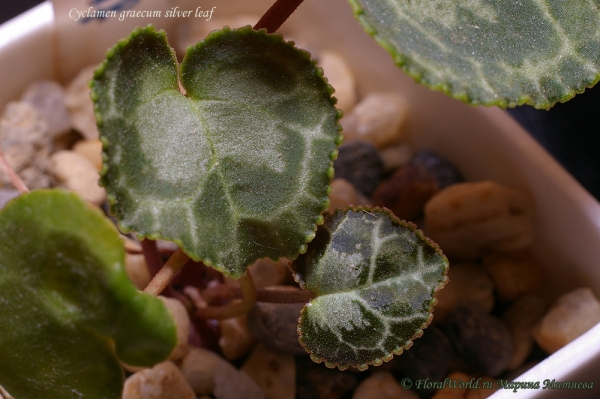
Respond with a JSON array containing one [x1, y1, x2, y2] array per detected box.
[[2, 1, 600, 201]]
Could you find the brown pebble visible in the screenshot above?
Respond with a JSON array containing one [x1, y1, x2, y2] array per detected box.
[[372, 164, 439, 221], [483, 250, 543, 302]]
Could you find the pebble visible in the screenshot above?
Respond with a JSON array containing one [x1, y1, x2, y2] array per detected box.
[[424, 181, 534, 260], [0, 102, 51, 190], [249, 258, 290, 288], [180, 347, 220, 395], [319, 50, 357, 113], [445, 303, 513, 376], [125, 253, 151, 290], [393, 325, 453, 385], [218, 315, 257, 360], [48, 150, 106, 205], [333, 141, 384, 197], [430, 371, 472, 399], [341, 92, 409, 148], [483, 250, 543, 302], [0, 189, 19, 210], [296, 355, 358, 399], [532, 287, 600, 353], [21, 80, 71, 138], [371, 164, 439, 221], [65, 65, 100, 140], [433, 263, 495, 325], [351, 372, 414, 399], [72, 139, 103, 171], [379, 142, 413, 172], [328, 178, 370, 212], [122, 361, 195, 399], [247, 302, 306, 355], [464, 376, 496, 399], [213, 357, 266, 399], [241, 343, 296, 399], [411, 149, 462, 189], [502, 294, 546, 370], [159, 296, 191, 361]]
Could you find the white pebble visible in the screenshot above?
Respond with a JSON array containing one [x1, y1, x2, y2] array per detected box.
[[319, 50, 357, 113], [532, 287, 600, 353], [158, 296, 190, 361], [125, 253, 151, 290], [341, 92, 409, 148], [48, 150, 105, 205], [73, 139, 103, 171], [65, 65, 100, 140], [122, 361, 195, 399]]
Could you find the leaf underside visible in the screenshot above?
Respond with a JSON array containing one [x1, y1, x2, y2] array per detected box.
[[292, 207, 449, 370], [92, 26, 341, 278], [350, 0, 600, 109], [0, 190, 177, 399]]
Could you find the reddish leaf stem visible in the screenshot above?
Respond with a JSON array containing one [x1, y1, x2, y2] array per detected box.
[[194, 273, 257, 320], [254, 0, 305, 33], [141, 239, 164, 277], [0, 146, 29, 193], [144, 248, 190, 296]]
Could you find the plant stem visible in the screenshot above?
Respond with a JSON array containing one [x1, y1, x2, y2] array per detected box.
[[195, 273, 257, 320], [254, 0, 305, 33], [0, 146, 29, 193], [140, 239, 163, 277], [144, 248, 190, 296]]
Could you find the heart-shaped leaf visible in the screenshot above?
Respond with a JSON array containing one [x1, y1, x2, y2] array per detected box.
[[291, 207, 448, 370], [0, 190, 177, 399], [92, 26, 341, 278], [350, 0, 600, 109]]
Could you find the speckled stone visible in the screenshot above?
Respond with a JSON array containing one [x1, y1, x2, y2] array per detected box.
[[21, 80, 71, 138], [241, 344, 296, 399], [333, 141, 384, 197], [0, 102, 51, 190], [247, 302, 306, 355], [445, 303, 513, 377], [218, 315, 257, 360]]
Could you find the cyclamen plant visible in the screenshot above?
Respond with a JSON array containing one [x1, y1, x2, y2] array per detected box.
[[1, 0, 599, 398]]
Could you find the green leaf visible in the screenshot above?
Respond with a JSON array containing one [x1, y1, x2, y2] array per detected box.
[[291, 207, 448, 370], [350, 0, 600, 109], [92, 26, 341, 278], [0, 190, 177, 399]]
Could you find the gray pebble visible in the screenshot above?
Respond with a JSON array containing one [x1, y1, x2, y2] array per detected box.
[[0, 102, 51, 190], [247, 302, 307, 355], [0, 189, 19, 209], [333, 141, 384, 197], [445, 303, 513, 377], [21, 80, 71, 138]]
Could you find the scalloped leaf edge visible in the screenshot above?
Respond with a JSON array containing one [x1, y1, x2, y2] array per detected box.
[[347, 0, 600, 110], [91, 25, 344, 278], [293, 205, 449, 371]]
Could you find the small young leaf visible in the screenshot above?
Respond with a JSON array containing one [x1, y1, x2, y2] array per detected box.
[[350, 0, 600, 109], [92, 26, 341, 278], [291, 207, 448, 370], [0, 190, 177, 399]]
